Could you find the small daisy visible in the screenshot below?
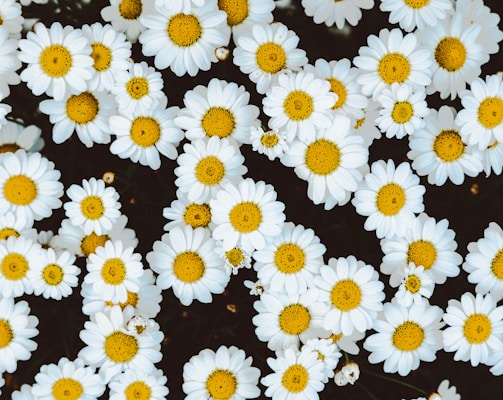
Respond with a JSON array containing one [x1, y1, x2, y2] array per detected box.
[[244, 278, 265, 296], [0, 211, 34, 241], [139, 1, 231, 76], [0, 27, 21, 98], [210, 178, 286, 254], [109, 366, 169, 400], [250, 126, 288, 161], [146, 225, 230, 306], [326, 329, 366, 355], [364, 299, 444, 376], [218, 0, 275, 38], [262, 70, 337, 143], [301, 0, 374, 29], [215, 241, 252, 276], [354, 99, 382, 147], [0, 296, 39, 374], [162, 190, 214, 232], [233, 22, 308, 94], [302, 338, 341, 383], [182, 345, 261, 400], [252, 221, 326, 295], [64, 177, 122, 236], [393, 264, 435, 307], [442, 292, 503, 367], [408, 105, 484, 186], [18, 21, 94, 101], [31, 357, 105, 400], [352, 159, 426, 239], [0, 120, 44, 156]]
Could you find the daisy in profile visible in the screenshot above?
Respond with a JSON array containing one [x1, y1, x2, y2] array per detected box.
[[408, 105, 484, 186], [146, 225, 230, 306], [18, 22, 94, 101], [233, 22, 308, 94], [263, 70, 337, 143], [214, 241, 252, 276], [0, 120, 44, 156], [174, 136, 247, 204], [217, 0, 275, 38], [280, 114, 369, 209], [393, 264, 435, 307], [64, 177, 122, 236], [354, 100, 382, 147], [301, 0, 374, 29], [139, 0, 231, 76], [353, 28, 432, 100], [250, 126, 288, 161], [182, 345, 261, 400], [0, 27, 21, 98], [0, 211, 34, 241], [302, 338, 341, 383], [210, 178, 286, 254], [443, 292, 503, 367], [109, 366, 169, 400], [162, 190, 214, 232], [352, 159, 426, 239], [252, 222, 326, 295], [31, 357, 105, 400]]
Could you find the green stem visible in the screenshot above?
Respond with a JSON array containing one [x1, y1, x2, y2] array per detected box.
[[363, 369, 428, 396], [356, 381, 379, 400], [344, 351, 350, 362]]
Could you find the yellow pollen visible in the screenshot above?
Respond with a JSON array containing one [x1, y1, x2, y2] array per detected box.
[[126, 77, 149, 100], [279, 303, 311, 335], [81, 195, 105, 220], [106, 290, 139, 310], [119, 0, 142, 20], [376, 183, 406, 216], [226, 248, 244, 267], [206, 369, 237, 400], [229, 201, 262, 233], [283, 90, 314, 121], [101, 258, 127, 285], [81, 233, 110, 257], [218, 0, 249, 26], [378, 53, 411, 84], [391, 101, 414, 124], [317, 351, 325, 361], [491, 249, 503, 280], [40, 44, 72, 78], [130, 117, 161, 147], [42, 264, 64, 285], [463, 313, 492, 344], [282, 364, 309, 393], [195, 156, 226, 186], [91, 42, 112, 72], [305, 139, 340, 175], [256, 42, 287, 74], [183, 203, 212, 228], [405, 274, 421, 293], [52, 378, 84, 400], [66, 92, 99, 125], [330, 279, 362, 311], [0, 319, 13, 348], [392, 321, 424, 351], [3, 175, 37, 206], [477, 97, 503, 129], [404, 0, 430, 8], [274, 243, 306, 274], [260, 132, 279, 147], [1, 253, 29, 281], [435, 37, 466, 72], [104, 331, 138, 363], [0, 228, 19, 240], [173, 251, 205, 283], [125, 381, 151, 400], [354, 117, 365, 130], [201, 107, 236, 138], [0, 143, 21, 153], [167, 14, 202, 47], [433, 129, 465, 162], [407, 240, 437, 269], [327, 78, 347, 109]]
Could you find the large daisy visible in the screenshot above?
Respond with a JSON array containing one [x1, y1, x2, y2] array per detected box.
[[301, 0, 374, 29]]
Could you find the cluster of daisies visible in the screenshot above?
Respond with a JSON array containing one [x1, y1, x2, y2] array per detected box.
[[0, 0, 501, 399]]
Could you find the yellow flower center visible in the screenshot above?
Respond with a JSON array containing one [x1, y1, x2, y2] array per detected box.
[[81, 233, 110, 257], [391, 101, 414, 124], [477, 97, 503, 129], [260, 132, 279, 147], [125, 381, 151, 400], [66, 92, 99, 125], [433, 129, 465, 162], [274, 243, 306, 274], [4, 174, 37, 206], [463, 313, 492, 344], [183, 203, 212, 228], [173, 251, 205, 283], [404, 0, 430, 8], [91, 42, 112, 72], [119, 0, 142, 20], [327, 78, 347, 109], [40, 44, 72, 78], [195, 156, 226, 186], [0, 319, 13, 348], [255, 42, 286, 74], [167, 14, 202, 47], [80, 195, 105, 220], [491, 249, 503, 280], [206, 369, 237, 400], [52, 378, 84, 400], [405, 274, 421, 293], [101, 258, 126, 285], [279, 303, 311, 335], [282, 364, 308, 393], [392, 321, 424, 351], [378, 53, 410, 84], [329, 332, 343, 344], [407, 240, 437, 269], [218, 0, 249, 26], [1, 253, 29, 280], [104, 331, 138, 363], [0, 228, 19, 240], [434, 37, 466, 72], [126, 77, 149, 100], [305, 139, 340, 175], [226, 248, 244, 267], [201, 107, 236, 138], [376, 183, 406, 216], [283, 90, 314, 121], [42, 263, 64, 285], [330, 279, 362, 311], [229, 201, 262, 233], [0, 143, 20, 154], [130, 117, 161, 147]]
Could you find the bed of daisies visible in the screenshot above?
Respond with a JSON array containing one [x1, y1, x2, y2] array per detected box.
[[1, 0, 503, 399]]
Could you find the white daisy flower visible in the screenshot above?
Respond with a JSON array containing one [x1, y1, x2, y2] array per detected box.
[[232, 22, 308, 94], [262, 70, 337, 143], [364, 299, 444, 376], [443, 292, 503, 367], [182, 345, 261, 400], [482, 139, 503, 177], [252, 221, 326, 295], [280, 114, 369, 209], [162, 189, 214, 232], [250, 126, 288, 161], [352, 159, 426, 239], [210, 178, 286, 254], [146, 225, 230, 306], [31, 357, 105, 400], [215, 241, 252, 276], [301, 0, 374, 29], [393, 264, 435, 307], [302, 338, 341, 383], [64, 177, 122, 236], [218, 0, 275, 38], [0, 0, 23, 39], [18, 22, 94, 101], [436, 379, 461, 400], [0, 27, 21, 98], [408, 105, 484, 186], [139, 0, 231, 76], [244, 279, 265, 296], [326, 329, 366, 355], [314, 255, 385, 336], [0, 211, 34, 241], [353, 28, 432, 100], [354, 99, 382, 147], [109, 366, 169, 400], [0, 120, 44, 156]]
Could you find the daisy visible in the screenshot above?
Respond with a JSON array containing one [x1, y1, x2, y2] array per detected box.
[[354, 99, 382, 147], [353, 28, 432, 100], [252, 221, 326, 295], [18, 21, 94, 101], [393, 264, 435, 307], [262, 70, 337, 143], [109, 97, 184, 170], [39, 89, 116, 148], [250, 126, 288, 161], [352, 159, 426, 239], [64, 177, 122, 236], [31, 357, 105, 400], [408, 105, 484, 186], [244, 279, 265, 296], [175, 78, 260, 146], [0, 211, 34, 241], [314, 255, 385, 336], [442, 292, 503, 367], [301, 0, 374, 29], [482, 139, 503, 177], [364, 299, 444, 376], [109, 366, 169, 400], [146, 225, 230, 306], [163, 190, 214, 232], [218, 0, 275, 38], [139, 0, 231, 76], [232, 22, 308, 94], [280, 114, 369, 209], [174, 136, 247, 204], [215, 241, 252, 276], [0, 120, 44, 156], [0, 0, 23, 39], [302, 338, 341, 383], [0, 26, 21, 98], [182, 345, 261, 400], [210, 178, 286, 254], [0, 296, 39, 374]]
